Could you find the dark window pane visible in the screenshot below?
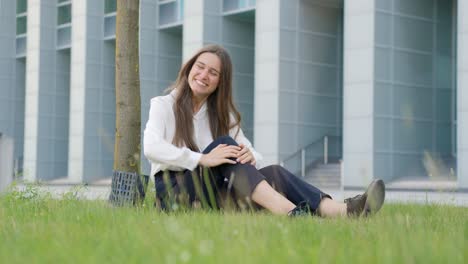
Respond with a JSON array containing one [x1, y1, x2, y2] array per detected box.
[[57, 4, 71, 25], [105, 0, 117, 13], [16, 0, 27, 14], [16, 16, 27, 35]]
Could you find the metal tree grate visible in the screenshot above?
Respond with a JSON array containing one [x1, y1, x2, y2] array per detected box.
[[109, 171, 149, 206]]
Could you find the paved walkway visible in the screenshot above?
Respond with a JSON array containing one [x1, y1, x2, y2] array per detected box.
[[12, 180, 468, 207], [323, 189, 468, 207]]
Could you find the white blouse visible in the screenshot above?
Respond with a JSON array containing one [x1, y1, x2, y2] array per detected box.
[[143, 90, 263, 177]]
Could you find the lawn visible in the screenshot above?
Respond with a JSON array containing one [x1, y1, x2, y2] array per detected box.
[[0, 185, 466, 263]]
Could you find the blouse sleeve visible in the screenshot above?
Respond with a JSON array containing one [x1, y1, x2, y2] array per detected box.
[[143, 97, 202, 170]]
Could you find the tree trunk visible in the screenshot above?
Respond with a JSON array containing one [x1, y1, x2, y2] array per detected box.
[[114, 0, 141, 173]]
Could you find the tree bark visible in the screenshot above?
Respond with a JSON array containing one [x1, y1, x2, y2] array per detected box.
[[114, 0, 141, 173]]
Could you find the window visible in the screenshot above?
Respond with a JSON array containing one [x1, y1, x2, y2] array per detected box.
[[104, 0, 116, 39], [105, 0, 117, 14], [158, 0, 184, 28], [16, 16, 27, 35], [223, 0, 256, 13], [16, 0, 27, 14], [57, 4, 72, 25], [16, 0, 28, 57], [57, 0, 72, 49]]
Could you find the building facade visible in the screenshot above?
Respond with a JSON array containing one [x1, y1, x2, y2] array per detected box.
[[0, 0, 467, 188]]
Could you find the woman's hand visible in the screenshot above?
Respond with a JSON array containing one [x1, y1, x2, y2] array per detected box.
[[236, 144, 256, 166], [199, 144, 240, 167]]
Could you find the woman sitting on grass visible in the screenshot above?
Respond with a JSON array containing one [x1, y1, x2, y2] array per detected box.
[[143, 44, 385, 217]]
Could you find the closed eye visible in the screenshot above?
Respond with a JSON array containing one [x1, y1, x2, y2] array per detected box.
[[195, 61, 220, 76]]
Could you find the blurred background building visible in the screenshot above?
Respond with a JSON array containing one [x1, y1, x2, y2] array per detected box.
[[0, 0, 466, 190]]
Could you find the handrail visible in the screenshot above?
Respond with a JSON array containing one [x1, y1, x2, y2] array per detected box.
[[280, 134, 341, 165], [280, 134, 341, 177]]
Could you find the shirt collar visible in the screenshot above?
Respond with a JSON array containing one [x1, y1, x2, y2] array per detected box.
[[194, 101, 207, 120]]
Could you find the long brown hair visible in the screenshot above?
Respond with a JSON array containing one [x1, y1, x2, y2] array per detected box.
[[170, 45, 241, 151]]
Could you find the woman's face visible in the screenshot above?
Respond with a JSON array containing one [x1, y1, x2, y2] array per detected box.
[[188, 52, 221, 101]]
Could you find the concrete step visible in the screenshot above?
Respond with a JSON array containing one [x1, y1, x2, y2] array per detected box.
[[307, 177, 340, 183], [315, 164, 341, 170], [306, 169, 340, 174], [305, 163, 341, 188], [306, 175, 341, 182], [306, 165, 340, 176], [307, 171, 340, 177], [305, 179, 341, 188], [306, 174, 340, 180]]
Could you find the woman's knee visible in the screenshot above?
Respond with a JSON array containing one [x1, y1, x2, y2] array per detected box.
[[203, 136, 238, 154], [214, 136, 238, 146], [260, 164, 293, 184], [260, 164, 284, 174]]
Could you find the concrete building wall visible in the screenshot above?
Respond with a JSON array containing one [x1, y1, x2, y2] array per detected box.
[[458, 0, 468, 187], [183, 0, 256, 145], [0, 0, 466, 188], [220, 5, 256, 141], [374, 0, 456, 182], [140, 0, 159, 177], [14, 59, 26, 169], [342, 0, 375, 187], [224, 16, 256, 140], [0, 0, 17, 163], [278, 0, 343, 173], [69, 0, 113, 183], [139, 0, 183, 176], [53, 49, 70, 179], [183, 0, 204, 61], [254, 0, 281, 165], [23, 0, 60, 181]]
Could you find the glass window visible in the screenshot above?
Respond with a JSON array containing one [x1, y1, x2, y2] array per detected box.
[[159, 2, 177, 26], [16, 0, 27, 14], [16, 16, 27, 35], [57, 26, 71, 48], [104, 15, 116, 38], [105, 0, 117, 14], [57, 4, 72, 25], [16, 36, 27, 56]]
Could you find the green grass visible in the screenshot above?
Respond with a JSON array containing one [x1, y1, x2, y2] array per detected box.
[[1, 186, 466, 263]]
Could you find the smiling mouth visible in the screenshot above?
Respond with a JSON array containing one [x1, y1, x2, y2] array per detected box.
[[195, 79, 207, 87]]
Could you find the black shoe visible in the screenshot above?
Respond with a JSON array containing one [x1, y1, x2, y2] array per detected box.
[[345, 179, 385, 217], [288, 201, 311, 217]]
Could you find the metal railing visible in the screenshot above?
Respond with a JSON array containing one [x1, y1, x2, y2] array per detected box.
[[280, 134, 341, 177]]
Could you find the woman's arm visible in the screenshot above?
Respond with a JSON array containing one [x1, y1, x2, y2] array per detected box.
[[143, 97, 202, 170], [231, 127, 264, 169]]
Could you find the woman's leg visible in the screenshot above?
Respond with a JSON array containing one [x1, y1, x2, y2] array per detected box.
[[202, 136, 385, 217], [154, 167, 226, 210], [154, 170, 199, 210], [317, 198, 347, 217], [203, 136, 296, 214], [259, 165, 386, 217], [259, 165, 346, 217], [250, 180, 296, 214]]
